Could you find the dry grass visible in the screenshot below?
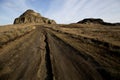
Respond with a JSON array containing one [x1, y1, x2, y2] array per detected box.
[[45, 24, 120, 47], [0, 24, 36, 47]]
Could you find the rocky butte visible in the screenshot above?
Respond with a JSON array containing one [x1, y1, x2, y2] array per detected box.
[[14, 9, 56, 24], [77, 18, 120, 26]]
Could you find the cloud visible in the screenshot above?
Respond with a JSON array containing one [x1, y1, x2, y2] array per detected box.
[[2, 0, 26, 11], [45, 0, 82, 23], [45, 0, 120, 23], [0, 0, 31, 25], [0, 0, 120, 25]]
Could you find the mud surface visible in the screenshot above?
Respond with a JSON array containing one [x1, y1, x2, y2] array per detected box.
[[0, 24, 120, 80]]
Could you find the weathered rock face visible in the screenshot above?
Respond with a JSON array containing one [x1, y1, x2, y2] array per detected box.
[[77, 18, 104, 24], [14, 9, 56, 24], [77, 18, 120, 26]]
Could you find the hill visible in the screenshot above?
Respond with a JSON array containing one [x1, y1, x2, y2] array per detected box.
[[14, 9, 56, 24], [78, 18, 120, 26]]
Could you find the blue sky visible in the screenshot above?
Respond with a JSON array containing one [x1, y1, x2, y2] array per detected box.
[[0, 0, 120, 25]]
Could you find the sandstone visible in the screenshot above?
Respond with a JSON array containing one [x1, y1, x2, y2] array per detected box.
[[77, 18, 120, 26], [77, 18, 104, 24], [14, 9, 56, 24]]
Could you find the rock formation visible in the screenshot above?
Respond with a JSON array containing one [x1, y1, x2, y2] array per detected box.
[[78, 18, 104, 24], [14, 9, 56, 24], [77, 18, 120, 26]]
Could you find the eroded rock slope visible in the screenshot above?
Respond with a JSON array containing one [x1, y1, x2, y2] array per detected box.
[[14, 9, 56, 24]]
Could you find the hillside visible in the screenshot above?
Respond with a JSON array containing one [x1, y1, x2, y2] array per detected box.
[[0, 10, 120, 80]]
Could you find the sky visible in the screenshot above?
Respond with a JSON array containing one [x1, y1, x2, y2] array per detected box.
[[0, 0, 120, 25]]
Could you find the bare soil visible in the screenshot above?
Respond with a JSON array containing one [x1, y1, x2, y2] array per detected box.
[[0, 24, 120, 80]]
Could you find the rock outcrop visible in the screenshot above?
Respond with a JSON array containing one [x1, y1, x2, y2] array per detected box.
[[78, 18, 104, 24], [77, 18, 120, 26], [14, 9, 56, 24]]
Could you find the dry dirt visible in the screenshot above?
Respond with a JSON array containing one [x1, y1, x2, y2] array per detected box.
[[0, 24, 120, 80]]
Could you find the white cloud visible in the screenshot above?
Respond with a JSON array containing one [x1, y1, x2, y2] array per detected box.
[[45, 0, 81, 23], [0, 0, 120, 25], [0, 0, 31, 25], [3, 0, 29, 12], [45, 0, 120, 24]]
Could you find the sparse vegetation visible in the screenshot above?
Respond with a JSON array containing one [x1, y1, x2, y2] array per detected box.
[[0, 24, 36, 47]]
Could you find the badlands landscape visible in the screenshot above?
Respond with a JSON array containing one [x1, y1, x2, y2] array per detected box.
[[0, 10, 120, 80]]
